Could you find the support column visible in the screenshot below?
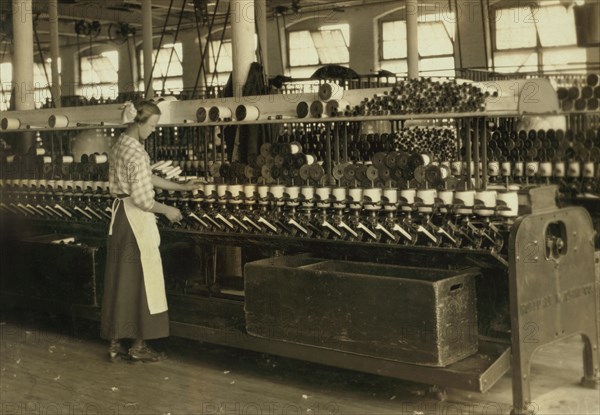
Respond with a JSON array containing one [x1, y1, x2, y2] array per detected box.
[[142, 0, 154, 99], [48, 0, 61, 107], [12, 0, 35, 153], [231, 0, 256, 97], [406, 0, 419, 79], [256, 0, 268, 77]]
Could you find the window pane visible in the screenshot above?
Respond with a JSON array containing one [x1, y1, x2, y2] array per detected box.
[[495, 7, 537, 50], [380, 59, 407, 76], [208, 40, 233, 73], [319, 23, 350, 46], [311, 30, 349, 64], [542, 47, 587, 73], [534, 5, 577, 47], [418, 22, 453, 57], [382, 21, 407, 60], [494, 50, 538, 73], [289, 30, 319, 67], [81, 52, 117, 85], [420, 56, 455, 77]]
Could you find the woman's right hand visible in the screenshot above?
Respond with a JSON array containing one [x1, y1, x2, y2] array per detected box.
[[164, 206, 183, 223]]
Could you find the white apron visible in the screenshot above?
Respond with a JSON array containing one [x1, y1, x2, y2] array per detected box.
[[109, 197, 168, 314]]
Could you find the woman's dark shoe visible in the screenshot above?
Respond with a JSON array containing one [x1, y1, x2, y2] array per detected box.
[[108, 340, 127, 362], [128, 344, 166, 363]]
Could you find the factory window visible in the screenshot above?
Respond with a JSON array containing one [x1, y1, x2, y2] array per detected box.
[[380, 13, 456, 77], [79, 51, 118, 100], [288, 23, 350, 71], [207, 39, 233, 86], [139, 43, 184, 95], [0, 62, 12, 112], [492, 2, 586, 74]]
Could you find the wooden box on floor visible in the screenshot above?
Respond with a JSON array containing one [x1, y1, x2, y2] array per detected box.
[[244, 256, 479, 367]]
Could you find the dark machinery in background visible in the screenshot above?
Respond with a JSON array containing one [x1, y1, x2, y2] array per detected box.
[[1, 76, 599, 415]]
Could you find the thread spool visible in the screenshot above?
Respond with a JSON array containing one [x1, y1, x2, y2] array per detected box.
[[513, 162, 524, 177], [257, 184, 270, 199], [363, 187, 382, 211], [348, 187, 363, 210], [584, 162, 594, 178], [62, 155, 74, 164], [437, 190, 454, 213], [235, 104, 260, 121], [35, 148, 46, 156], [243, 184, 257, 203], [309, 101, 327, 118], [284, 186, 301, 207], [296, 102, 310, 118], [382, 188, 398, 211], [488, 161, 500, 177], [332, 187, 347, 209], [451, 161, 462, 176], [1, 117, 20, 130], [501, 161, 512, 177], [454, 190, 475, 215], [325, 99, 350, 117], [315, 186, 332, 208], [554, 162, 565, 178], [305, 154, 316, 165], [217, 183, 228, 201], [300, 186, 315, 207], [568, 161, 581, 178], [93, 154, 108, 164], [497, 191, 518, 217], [48, 115, 69, 128], [318, 82, 344, 101], [93, 181, 103, 192], [289, 141, 302, 155], [526, 161, 539, 177], [474, 190, 497, 217], [269, 184, 285, 201], [6, 155, 15, 163], [209, 106, 232, 122], [539, 162, 553, 177], [47, 180, 56, 189], [203, 183, 217, 201], [400, 189, 416, 212], [43, 156, 52, 164], [416, 189, 436, 213], [196, 107, 208, 122], [228, 184, 244, 204]]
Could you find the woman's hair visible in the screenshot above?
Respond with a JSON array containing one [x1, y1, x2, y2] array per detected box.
[[134, 100, 161, 123]]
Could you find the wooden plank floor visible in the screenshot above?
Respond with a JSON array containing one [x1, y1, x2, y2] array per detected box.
[[1, 310, 598, 415]]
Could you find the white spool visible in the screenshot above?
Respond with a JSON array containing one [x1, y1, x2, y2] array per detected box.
[[383, 188, 398, 211], [554, 162, 565, 178], [217, 183, 228, 199], [43, 156, 52, 164], [209, 105, 232, 122], [305, 154, 316, 165], [318, 82, 344, 101], [421, 154, 432, 166], [584, 162, 594, 178], [497, 191, 519, 217], [451, 161, 462, 176], [400, 188, 416, 212], [437, 190, 454, 213], [203, 183, 217, 200], [348, 187, 363, 209], [290, 142, 302, 155], [488, 161, 500, 177], [363, 187, 383, 211], [243, 184, 257, 202], [257, 184, 270, 200], [62, 155, 74, 164], [74, 180, 85, 191], [539, 162, 553, 177], [416, 189, 436, 213], [513, 162, 524, 177], [300, 186, 315, 206], [1, 117, 21, 130], [235, 104, 260, 121], [526, 161, 539, 177], [6, 155, 15, 163], [35, 148, 46, 156], [228, 184, 244, 204], [501, 161, 512, 177], [49, 115, 69, 128], [454, 190, 475, 215], [474, 190, 497, 217], [284, 185, 300, 200], [94, 154, 108, 164], [568, 161, 581, 178], [269, 184, 285, 200], [315, 186, 332, 208]]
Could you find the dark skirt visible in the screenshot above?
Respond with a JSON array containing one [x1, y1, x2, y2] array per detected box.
[[100, 201, 169, 340]]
